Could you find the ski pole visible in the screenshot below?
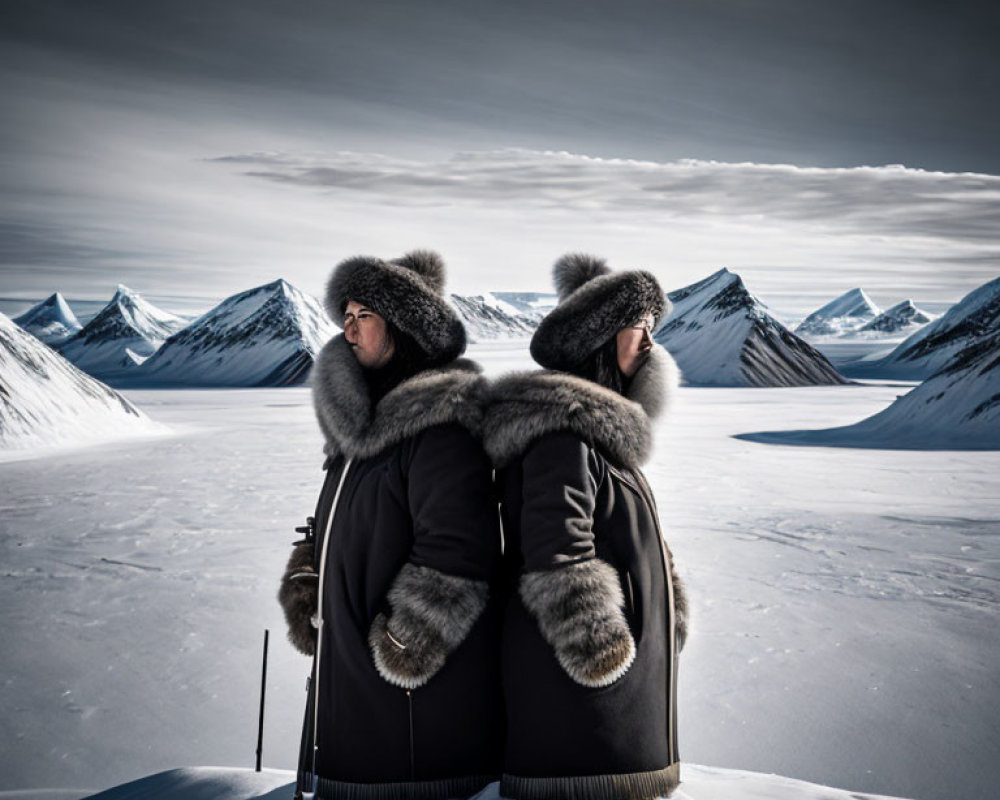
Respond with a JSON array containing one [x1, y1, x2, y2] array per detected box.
[[256, 628, 269, 772]]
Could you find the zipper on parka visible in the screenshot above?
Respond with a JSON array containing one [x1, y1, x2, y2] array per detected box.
[[406, 690, 416, 779], [631, 468, 681, 766], [625, 570, 636, 618]]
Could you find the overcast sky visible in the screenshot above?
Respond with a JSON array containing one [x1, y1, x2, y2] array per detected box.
[[2, 0, 998, 316]]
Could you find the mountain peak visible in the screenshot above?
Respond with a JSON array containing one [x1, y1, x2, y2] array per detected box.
[[134, 278, 336, 386], [795, 287, 881, 337], [657, 268, 846, 386], [668, 267, 744, 305], [12, 292, 83, 346]]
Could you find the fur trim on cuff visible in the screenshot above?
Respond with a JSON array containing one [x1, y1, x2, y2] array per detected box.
[[671, 564, 689, 653], [369, 563, 489, 690], [278, 543, 318, 656], [520, 559, 636, 688]]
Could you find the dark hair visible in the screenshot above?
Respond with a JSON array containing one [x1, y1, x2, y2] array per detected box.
[[568, 335, 625, 395], [362, 320, 431, 405]]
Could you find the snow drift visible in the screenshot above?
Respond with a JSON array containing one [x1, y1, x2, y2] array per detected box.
[[58, 285, 187, 379], [0, 311, 160, 453], [655, 269, 848, 387], [133, 279, 337, 386], [13, 292, 82, 347]]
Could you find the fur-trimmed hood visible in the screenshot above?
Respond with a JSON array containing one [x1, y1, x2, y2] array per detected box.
[[530, 253, 669, 372], [312, 334, 486, 459], [324, 250, 466, 365], [484, 344, 678, 469]]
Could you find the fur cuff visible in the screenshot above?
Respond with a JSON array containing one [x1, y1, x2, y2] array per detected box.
[[277, 543, 318, 656], [520, 559, 636, 688], [369, 563, 489, 690]]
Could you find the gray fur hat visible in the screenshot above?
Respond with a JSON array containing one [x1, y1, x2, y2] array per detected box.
[[530, 253, 669, 370], [325, 249, 466, 365]]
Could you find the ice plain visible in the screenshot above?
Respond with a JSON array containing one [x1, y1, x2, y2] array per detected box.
[[1, 341, 998, 800]]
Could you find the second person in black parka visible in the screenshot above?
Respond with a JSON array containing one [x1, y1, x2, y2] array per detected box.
[[484, 254, 688, 800]]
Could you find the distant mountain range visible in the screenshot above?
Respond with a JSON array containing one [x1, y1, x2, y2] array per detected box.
[[655, 268, 847, 387], [13, 282, 540, 386], [449, 294, 536, 340], [795, 288, 934, 340], [13, 273, 997, 397], [795, 288, 881, 337], [57, 285, 187, 379], [840, 276, 1000, 380], [488, 291, 558, 320]]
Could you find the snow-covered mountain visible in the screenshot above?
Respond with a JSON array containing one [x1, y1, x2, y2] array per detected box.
[[489, 291, 558, 319], [738, 331, 1000, 449], [858, 300, 933, 335], [852, 276, 1000, 379], [134, 279, 337, 386], [795, 288, 881, 337], [655, 268, 848, 386], [58, 285, 187, 379], [0, 312, 159, 452], [449, 293, 537, 340], [13, 292, 82, 346]]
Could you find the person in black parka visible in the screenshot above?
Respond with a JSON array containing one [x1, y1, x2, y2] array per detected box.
[[483, 254, 688, 800], [278, 250, 502, 800]]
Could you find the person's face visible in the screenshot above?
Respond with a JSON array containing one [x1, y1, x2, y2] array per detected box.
[[343, 300, 395, 368], [616, 314, 655, 378]]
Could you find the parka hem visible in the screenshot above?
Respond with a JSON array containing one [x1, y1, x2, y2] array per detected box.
[[314, 773, 497, 800], [500, 762, 679, 800]]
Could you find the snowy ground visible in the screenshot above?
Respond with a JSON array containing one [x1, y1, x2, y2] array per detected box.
[[2, 343, 998, 800], [0, 765, 911, 800]]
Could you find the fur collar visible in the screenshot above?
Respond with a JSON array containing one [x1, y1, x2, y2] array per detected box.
[[311, 334, 485, 459], [484, 344, 678, 469]]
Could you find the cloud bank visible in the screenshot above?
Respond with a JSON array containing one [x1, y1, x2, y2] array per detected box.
[[200, 148, 999, 314], [219, 148, 1000, 243]]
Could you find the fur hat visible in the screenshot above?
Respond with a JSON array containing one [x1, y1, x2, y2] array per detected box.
[[530, 253, 669, 370], [325, 249, 466, 365]]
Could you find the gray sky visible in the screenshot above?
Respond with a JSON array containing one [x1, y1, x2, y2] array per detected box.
[[2, 0, 998, 315]]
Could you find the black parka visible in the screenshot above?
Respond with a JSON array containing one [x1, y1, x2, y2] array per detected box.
[[484, 345, 687, 800], [280, 335, 503, 800]]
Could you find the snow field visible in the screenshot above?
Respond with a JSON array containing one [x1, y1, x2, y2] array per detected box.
[[652, 383, 1000, 800], [1, 347, 997, 799]]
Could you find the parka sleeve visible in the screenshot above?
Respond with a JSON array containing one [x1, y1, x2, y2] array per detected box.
[[516, 431, 637, 688], [368, 424, 498, 690]]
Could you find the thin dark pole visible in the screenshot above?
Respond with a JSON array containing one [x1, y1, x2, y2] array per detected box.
[[256, 629, 269, 772]]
